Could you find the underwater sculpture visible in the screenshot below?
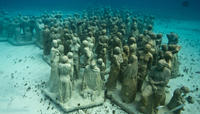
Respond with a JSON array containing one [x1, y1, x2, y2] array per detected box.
[[120, 54, 138, 103], [80, 40, 93, 67], [69, 36, 81, 79], [81, 61, 103, 100], [47, 40, 60, 93], [106, 46, 123, 90], [58, 55, 73, 103], [137, 44, 153, 91], [35, 19, 45, 48], [7, 15, 37, 45], [166, 33, 181, 78], [167, 87, 187, 114], [0, 13, 15, 41], [167, 32, 179, 45], [118, 45, 130, 82], [96, 29, 108, 66], [38, 7, 183, 114], [139, 59, 171, 114], [96, 58, 106, 81], [43, 25, 51, 55]]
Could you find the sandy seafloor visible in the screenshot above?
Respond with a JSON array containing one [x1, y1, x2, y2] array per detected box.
[[0, 17, 200, 114]]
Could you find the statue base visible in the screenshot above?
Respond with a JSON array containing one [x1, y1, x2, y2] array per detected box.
[[42, 55, 51, 66], [0, 36, 7, 41], [8, 38, 36, 46], [42, 79, 105, 113], [35, 41, 43, 49], [106, 82, 172, 114]]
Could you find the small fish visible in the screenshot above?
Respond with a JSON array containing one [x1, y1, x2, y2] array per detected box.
[[156, 105, 165, 110], [195, 71, 200, 74], [182, 1, 189, 7], [164, 104, 185, 114]]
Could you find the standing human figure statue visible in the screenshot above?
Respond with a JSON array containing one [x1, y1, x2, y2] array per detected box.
[[58, 56, 72, 103], [80, 40, 93, 67], [97, 58, 106, 81], [48, 40, 60, 93], [120, 54, 138, 103], [81, 61, 103, 101], [139, 59, 171, 114], [106, 47, 123, 90], [137, 44, 153, 91], [43, 25, 51, 55], [70, 36, 81, 79], [67, 52, 74, 83]]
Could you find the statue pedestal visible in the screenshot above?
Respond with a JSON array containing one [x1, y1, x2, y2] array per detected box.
[[0, 36, 7, 41], [42, 55, 51, 66], [42, 79, 105, 113], [106, 83, 141, 114], [106, 82, 172, 114], [35, 40, 43, 49], [8, 37, 36, 46]]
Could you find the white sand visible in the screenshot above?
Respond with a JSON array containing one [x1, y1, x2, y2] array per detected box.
[[0, 18, 200, 114]]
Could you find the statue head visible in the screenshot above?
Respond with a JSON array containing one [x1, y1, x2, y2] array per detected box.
[[67, 52, 73, 59], [157, 59, 168, 70], [129, 37, 136, 43], [58, 44, 64, 54], [165, 51, 173, 60], [102, 29, 107, 35], [173, 88, 182, 97], [97, 58, 103, 65], [161, 44, 168, 51], [52, 40, 58, 48], [123, 45, 129, 55], [61, 56, 68, 63], [114, 47, 121, 55], [144, 44, 151, 52], [90, 60, 96, 69], [157, 33, 163, 39], [82, 40, 89, 47]]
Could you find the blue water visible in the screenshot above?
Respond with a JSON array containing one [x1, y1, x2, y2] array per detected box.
[[0, 0, 200, 19]]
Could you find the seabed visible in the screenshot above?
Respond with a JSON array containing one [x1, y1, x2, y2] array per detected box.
[[0, 9, 200, 114]]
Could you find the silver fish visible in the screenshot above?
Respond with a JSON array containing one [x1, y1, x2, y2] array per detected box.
[[164, 104, 185, 114]]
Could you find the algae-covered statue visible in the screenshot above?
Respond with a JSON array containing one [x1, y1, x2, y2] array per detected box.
[[120, 54, 138, 103], [167, 32, 179, 45], [106, 47, 123, 90], [119, 45, 130, 82], [38, 8, 184, 114], [167, 87, 186, 114], [139, 59, 171, 114], [43, 25, 51, 55], [96, 58, 106, 81], [168, 44, 181, 78], [137, 44, 153, 91]]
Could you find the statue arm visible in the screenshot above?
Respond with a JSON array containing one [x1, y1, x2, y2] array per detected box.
[[149, 75, 167, 86], [148, 54, 153, 70]]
